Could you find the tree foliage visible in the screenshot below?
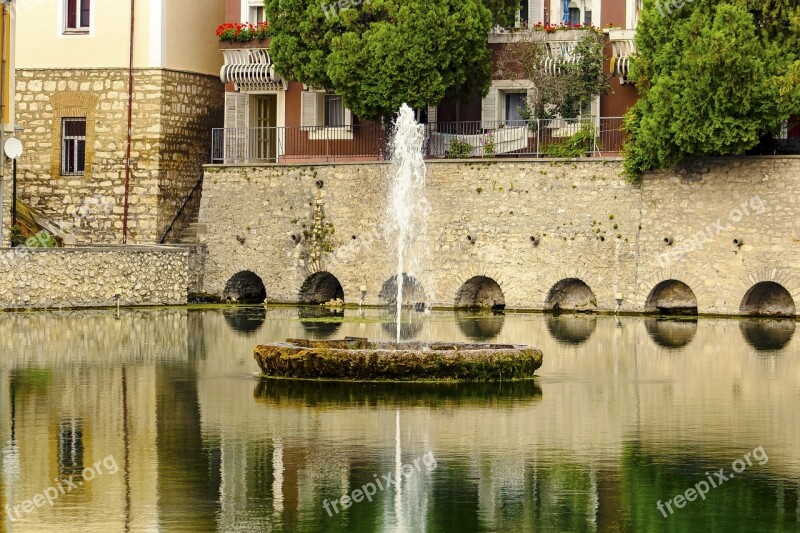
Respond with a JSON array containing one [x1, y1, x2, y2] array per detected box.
[[266, 0, 499, 122], [623, 0, 800, 179], [495, 30, 610, 120]]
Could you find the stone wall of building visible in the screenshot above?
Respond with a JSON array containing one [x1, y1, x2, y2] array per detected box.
[[199, 157, 800, 315], [13, 68, 223, 244], [0, 246, 190, 309]]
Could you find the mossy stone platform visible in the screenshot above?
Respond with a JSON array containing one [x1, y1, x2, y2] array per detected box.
[[253, 337, 543, 382]]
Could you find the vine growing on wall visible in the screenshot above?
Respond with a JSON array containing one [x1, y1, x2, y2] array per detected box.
[[299, 192, 335, 272], [494, 30, 610, 120]]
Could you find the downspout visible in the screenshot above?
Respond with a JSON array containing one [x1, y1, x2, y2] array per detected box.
[[122, 0, 135, 243], [1, 3, 7, 240]]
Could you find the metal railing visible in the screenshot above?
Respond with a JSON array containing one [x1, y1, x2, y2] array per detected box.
[[211, 117, 626, 164]]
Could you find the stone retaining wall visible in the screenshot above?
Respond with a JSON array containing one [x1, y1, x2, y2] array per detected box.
[[199, 157, 800, 315], [0, 246, 190, 309]]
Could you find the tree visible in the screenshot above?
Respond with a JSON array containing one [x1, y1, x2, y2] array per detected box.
[[265, 0, 496, 122], [623, 0, 800, 179]]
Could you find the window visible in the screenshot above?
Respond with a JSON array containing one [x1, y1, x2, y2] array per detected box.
[[62, 118, 86, 176], [248, 0, 266, 24], [504, 92, 527, 126], [324, 95, 344, 127], [65, 0, 91, 32], [518, 0, 529, 28]]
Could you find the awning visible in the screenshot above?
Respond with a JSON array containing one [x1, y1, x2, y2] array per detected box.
[[220, 49, 288, 92]]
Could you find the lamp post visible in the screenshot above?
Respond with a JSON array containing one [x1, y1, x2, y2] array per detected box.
[[4, 134, 21, 231]]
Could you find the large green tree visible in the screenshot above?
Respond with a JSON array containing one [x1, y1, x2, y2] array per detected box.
[[623, 0, 800, 179], [265, 0, 498, 121]]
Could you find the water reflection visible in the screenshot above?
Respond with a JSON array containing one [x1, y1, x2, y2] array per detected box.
[[739, 318, 796, 351], [379, 310, 424, 340], [545, 314, 597, 345], [222, 305, 267, 334], [1, 308, 799, 532], [644, 317, 698, 349], [454, 311, 505, 341], [253, 378, 542, 407], [297, 306, 344, 339]]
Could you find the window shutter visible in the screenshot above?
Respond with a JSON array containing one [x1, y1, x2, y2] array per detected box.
[[529, 0, 544, 24], [224, 93, 249, 162], [427, 104, 437, 132], [301, 91, 319, 130], [481, 88, 499, 129], [343, 107, 353, 129]]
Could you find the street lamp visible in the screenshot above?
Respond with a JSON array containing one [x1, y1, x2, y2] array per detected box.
[[4, 131, 22, 232]]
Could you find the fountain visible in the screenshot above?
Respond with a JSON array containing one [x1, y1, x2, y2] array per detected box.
[[253, 105, 543, 381]]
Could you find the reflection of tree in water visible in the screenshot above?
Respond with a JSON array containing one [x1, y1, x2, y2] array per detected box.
[[739, 318, 796, 352], [380, 310, 424, 340], [546, 314, 597, 346], [254, 378, 542, 407], [454, 311, 505, 341], [644, 318, 698, 349], [298, 306, 344, 339], [222, 306, 267, 335]]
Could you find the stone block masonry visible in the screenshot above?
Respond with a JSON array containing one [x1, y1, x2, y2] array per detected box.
[[199, 157, 800, 316], [0, 246, 190, 309], [12, 68, 224, 245]]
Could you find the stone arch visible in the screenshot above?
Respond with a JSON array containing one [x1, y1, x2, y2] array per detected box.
[[298, 271, 344, 305], [645, 280, 698, 315], [222, 271, 266, 304], [545, 278, 597, 311], [739, 281, 796, 317], [379, 274, 426, 306], [454, 276, 505, 309]]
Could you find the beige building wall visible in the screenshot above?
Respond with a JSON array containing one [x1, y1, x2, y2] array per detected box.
[[165, 0, 225, 76]]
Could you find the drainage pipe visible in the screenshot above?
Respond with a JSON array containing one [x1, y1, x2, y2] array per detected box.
[[122, 0, 135, 243]]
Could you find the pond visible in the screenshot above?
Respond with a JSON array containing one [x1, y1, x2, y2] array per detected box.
[[0, 307, 798, 532]]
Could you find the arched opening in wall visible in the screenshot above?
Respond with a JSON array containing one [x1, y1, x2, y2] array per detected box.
[[739, 282, 796, 317], [545, 278, 598, 312], [454, 276, 506, 310], [379, 274, 426, 306], [298, 272, 345, 305], [222, 271, 267, 304], [644, 280, 698, 315]]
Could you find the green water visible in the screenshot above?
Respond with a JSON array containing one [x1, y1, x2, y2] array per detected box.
[[0, 307, 798, 532]]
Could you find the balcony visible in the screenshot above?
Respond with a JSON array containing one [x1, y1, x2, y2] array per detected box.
[[210, 117, 626, 164], [608, 29, 636, 84], [219, 42, 287, 92]]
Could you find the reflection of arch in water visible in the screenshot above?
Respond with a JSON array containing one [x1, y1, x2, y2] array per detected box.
[[298, 306, 344, 339], [645, 318, 698, 349], [378, 274, 426, 306], [254, 378, 542, 407], [545, 278, 597, 312], [645, 280, 698, 315], [222, 270, 266, 304], [380, 312, 424, 341], [739, 319, 796, 351], [739, 282, 796, 317], [298, 271, 344, 304], [454, 311, 505, 341], [546, 314, 597, 346], [222, 306, 267, 335], [454, 276, 505, 309]]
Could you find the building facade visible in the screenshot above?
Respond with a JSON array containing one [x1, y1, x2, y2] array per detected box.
[[10, 0, 225, 245], [215, 0, 641, 163], [0, 3, 16, 244]]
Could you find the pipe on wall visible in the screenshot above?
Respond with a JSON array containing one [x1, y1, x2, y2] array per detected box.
[[122, 0, 135, 243]]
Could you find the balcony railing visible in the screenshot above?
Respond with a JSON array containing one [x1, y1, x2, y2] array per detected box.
[[211, 117, 626, 164]]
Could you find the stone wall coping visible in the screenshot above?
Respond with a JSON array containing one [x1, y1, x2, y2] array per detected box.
[[0, 245, 189, 254], [204, 155, 800, 171]]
